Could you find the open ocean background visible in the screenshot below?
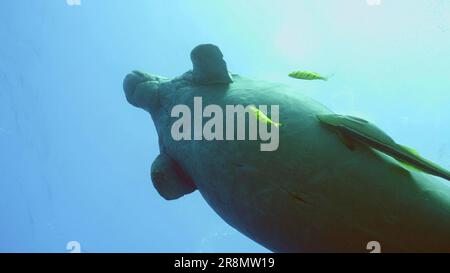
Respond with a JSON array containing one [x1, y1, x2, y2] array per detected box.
[[0, 0, 449, 252]]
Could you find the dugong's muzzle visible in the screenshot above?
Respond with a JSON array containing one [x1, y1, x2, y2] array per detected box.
[[123, 70, 165, 113], [123, 44, 233, 114]]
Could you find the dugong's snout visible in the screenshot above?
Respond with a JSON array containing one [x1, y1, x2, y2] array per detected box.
[[123, 70, 164, 113]]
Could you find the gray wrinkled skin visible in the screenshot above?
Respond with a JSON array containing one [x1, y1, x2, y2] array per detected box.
[[123, 44, 450, 252]]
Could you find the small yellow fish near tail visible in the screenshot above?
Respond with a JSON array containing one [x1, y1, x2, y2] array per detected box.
[[289, 70, 329, 81], [249, 106, 282, 127]]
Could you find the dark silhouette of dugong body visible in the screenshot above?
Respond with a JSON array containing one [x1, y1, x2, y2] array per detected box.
[[123, 44, 450, 252]]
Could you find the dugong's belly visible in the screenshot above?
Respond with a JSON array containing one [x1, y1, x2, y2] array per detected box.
[[161, 79, 450, 252]]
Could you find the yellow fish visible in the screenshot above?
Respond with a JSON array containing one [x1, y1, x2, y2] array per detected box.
[[250, 106, 282, 127], [289, 70, 328, 81]]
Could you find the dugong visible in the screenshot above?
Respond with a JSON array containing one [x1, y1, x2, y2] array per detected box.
[[123, 44, 450, 252]]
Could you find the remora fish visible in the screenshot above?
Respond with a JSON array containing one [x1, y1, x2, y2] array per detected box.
[[317, 114, 450, 181]]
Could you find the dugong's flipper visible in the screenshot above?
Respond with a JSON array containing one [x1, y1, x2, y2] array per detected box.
[[318, 114, 450, 181], [191, 44, 233, 85], [150, 153, 197, 200]]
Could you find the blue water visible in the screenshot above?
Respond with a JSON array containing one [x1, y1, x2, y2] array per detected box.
[[0, 0, 449, 252]]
